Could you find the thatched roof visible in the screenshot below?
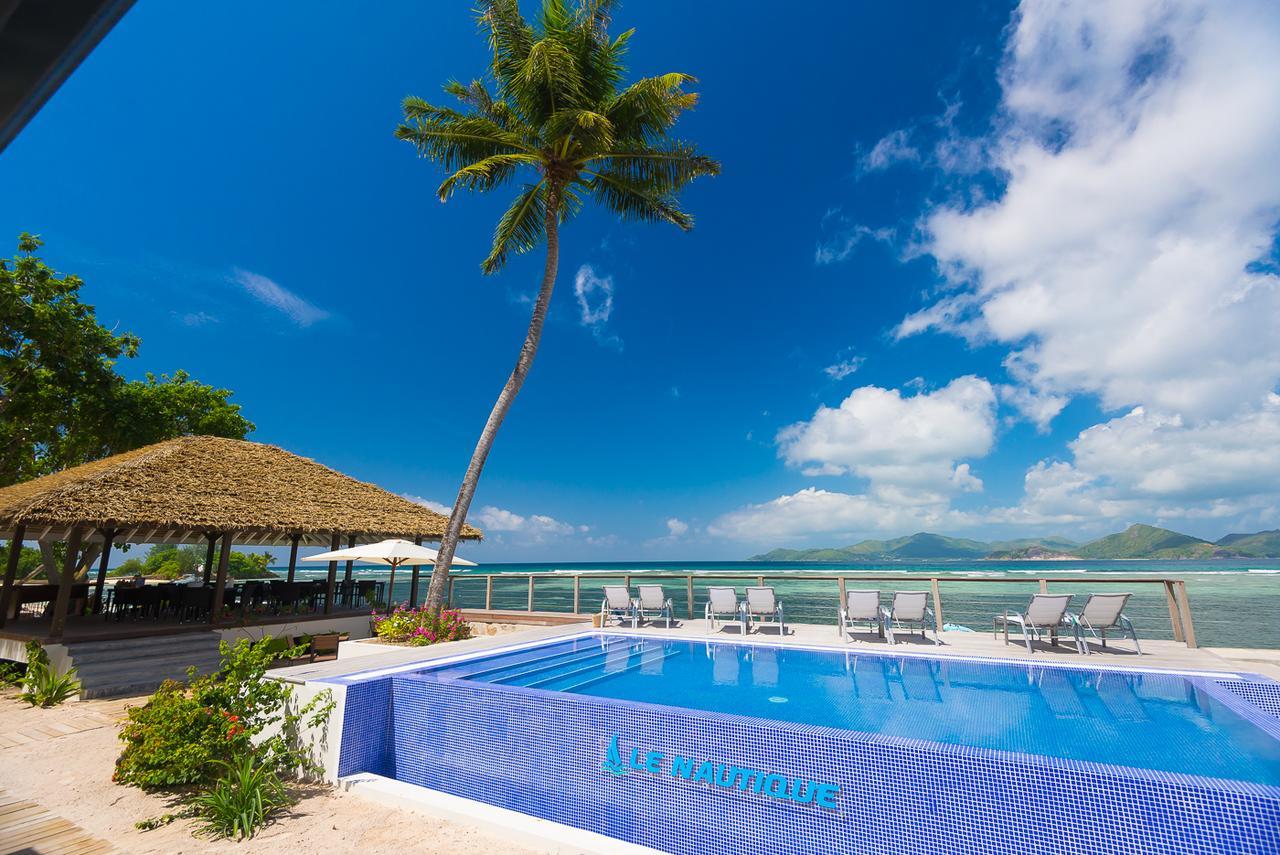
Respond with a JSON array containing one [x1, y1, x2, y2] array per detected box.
[[0, 435, 483, 546]]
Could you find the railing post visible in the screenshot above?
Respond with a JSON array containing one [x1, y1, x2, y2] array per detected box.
[[757, 575, 765, 587], [930, 577, 943, 633], [485, 575, 494, 610], [686, 575, 695, 619], [1163, 581, 1184, 642], [1038, 578, 1048, 594], [573, 575, 581, 615], [1175, 581, 1197, 648], [624, 574, 631, 590], [527, 575, 535, 612]]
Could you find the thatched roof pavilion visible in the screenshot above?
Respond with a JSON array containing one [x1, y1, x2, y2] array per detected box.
[[0, 436, 482, 637]]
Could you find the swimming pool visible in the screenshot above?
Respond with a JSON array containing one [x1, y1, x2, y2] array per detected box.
[[333, 633, 1280, 854]]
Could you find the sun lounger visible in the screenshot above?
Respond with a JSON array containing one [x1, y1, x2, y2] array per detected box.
[[995, 593, 1078, 653], [601, 585, 637, 628], [705, 586, 744, 633], [1069, 592, 1141, 654], [635, 584, 674, 628], [881, 591, 939, 645], [744, 586, 785, 635], [839, 589, 883, 642]]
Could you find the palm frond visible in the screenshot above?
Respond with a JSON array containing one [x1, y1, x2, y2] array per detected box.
[[583, 169, 694, 230], [482, 181, 548, 274], [544, 109, 615, 154], [395, 114, 533, 171], [585, 140, 720, 191], [438, 153, 540, 201], [606, 73, 698, 141]]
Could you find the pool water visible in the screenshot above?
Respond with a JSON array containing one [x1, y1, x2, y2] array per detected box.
[[423, 634, 1280, 786]]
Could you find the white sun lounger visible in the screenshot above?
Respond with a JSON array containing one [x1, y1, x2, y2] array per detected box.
[[601, 585, 637, 628], [636, 584, 674, 628], [1069, 592, 1141, 655], [995, 593, 1078, 653], [744, 586, 785, 635], [839, 589, 883, 642], [880, 591, 939, 645], [705, 586, 744, 634]]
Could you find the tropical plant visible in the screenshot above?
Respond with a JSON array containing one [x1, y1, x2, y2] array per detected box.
[[396, 0, 718, 610], [191, 752, 292, 840], [372, 605, 471, 646], [18, 640, 79, 707], [115, 637, 333, 790]]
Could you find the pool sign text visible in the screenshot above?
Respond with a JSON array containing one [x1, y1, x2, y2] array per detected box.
[[601, 734, 840, 810]]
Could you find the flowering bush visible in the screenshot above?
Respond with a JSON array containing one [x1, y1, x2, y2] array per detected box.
[[372, 605, 471, 646]]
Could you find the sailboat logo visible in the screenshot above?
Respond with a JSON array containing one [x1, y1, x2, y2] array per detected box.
[[601, 734, 628, 777]]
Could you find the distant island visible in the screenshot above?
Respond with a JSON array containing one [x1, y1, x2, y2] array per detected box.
[[748, 524, 1280, 561]]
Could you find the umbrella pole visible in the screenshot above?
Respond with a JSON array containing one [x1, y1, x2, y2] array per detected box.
[[387, 561, 398, 609]]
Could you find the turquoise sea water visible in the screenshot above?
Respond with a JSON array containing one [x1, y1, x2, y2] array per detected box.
[[289, 558, 1280, 650]]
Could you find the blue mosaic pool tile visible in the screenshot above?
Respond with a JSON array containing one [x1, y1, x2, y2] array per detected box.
[[332, 637, 1280, 855]]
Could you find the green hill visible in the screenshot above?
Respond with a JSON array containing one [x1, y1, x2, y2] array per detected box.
[[1072, 524, 1215, 559], [1215, 529, 1280, 557], [749, 532, 1055, 562]]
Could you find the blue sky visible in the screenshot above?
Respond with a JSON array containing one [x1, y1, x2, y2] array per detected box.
[[3, 0, 1280, 561]]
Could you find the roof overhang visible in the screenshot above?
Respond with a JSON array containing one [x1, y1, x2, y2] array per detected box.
[[0, 0, 136, 153]]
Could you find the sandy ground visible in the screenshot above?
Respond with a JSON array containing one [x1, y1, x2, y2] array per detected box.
[[0, 690, 541, 855]]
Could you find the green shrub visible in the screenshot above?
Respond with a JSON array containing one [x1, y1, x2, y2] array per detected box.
[[372, 605, 471, 646], [0, 660, 24, 687], [191, 752, 291, 840], [18, 641, 79, 707], [114, 637, 333, 791]]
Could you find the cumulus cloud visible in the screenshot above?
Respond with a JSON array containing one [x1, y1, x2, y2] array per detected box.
[[230, 268, 331, 327], [997, 397, 1280, 526], [573, 264, 622, 348], [707, 487, 974, 544], [666, 518, 689, 537], [402, 495, 588, 544], [859, 129, 920, 174], [904, 0, 1280, 423], [778, 376, 997, 503]]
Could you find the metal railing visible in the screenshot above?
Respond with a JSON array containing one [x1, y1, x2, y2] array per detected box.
[[447, 572, 1199, 647]]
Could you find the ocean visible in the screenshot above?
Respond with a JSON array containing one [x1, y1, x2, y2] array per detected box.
[[286, 558, 1280, 650]]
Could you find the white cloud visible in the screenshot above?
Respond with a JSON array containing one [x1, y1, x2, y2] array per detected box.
[[178, 311, 218, 326], [814, 212, 895, 265], [778, 376, 997, 503], [573, 264, 621, 348], [402, 495, 588, 544], [707, 487, 973, 544], [665, 518, 689, 537], [230, 268, 331, 327], [859, 129, 920, 174], [998, 397, 1280, 526], [905, 0, 1280, 423], [822, 351, 865, 381]]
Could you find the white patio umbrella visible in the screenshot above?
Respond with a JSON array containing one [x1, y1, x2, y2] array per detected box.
[[301, 538, 476, 607]]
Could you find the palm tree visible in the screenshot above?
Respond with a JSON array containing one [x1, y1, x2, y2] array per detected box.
[[397, 0, 719, 611]]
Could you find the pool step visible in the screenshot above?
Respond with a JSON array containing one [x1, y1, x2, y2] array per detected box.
[[486, 645, 638, 686], [548, 648, 683, 693], [458, 638, 631, 682]]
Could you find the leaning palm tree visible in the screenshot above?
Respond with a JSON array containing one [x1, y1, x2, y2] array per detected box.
[[397, 0, 719, 611]]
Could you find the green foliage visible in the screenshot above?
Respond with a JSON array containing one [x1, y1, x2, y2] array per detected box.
[[226, 551, 275, 580], [0, 234, 254, 488], [108, 547, 275, 580], [191, 753, 292, 840], [0, 660, 24, 687], [0, 543, 43, 577], [114, 637, 334, 791], [373, 605, 472, 646], [395, 0, 719, 274], [18, 640, 80, 707]]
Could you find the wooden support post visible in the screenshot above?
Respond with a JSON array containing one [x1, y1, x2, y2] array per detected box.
[[49, 527, 84, 640], [0, 524, 26, 629], [343, 535, 356, 608], [1175, 581, 1197, 648], [1039, 578, 1049, 594], [686, 575, 695, 619], [203, 534, 217, 585], [91, 529, 115, 615], [210, 533, 233, 625], [286, 534, 300, 583], [930, 577, 943, 633], [757, 575, 766, 588], [486, 575, 494, 610], [324, 534, 339, 615], [838, 577, 847, 609], [1163, 581, 1185, 642], [623, 574, 631, 590], [527, 575, 535, 612], [572, 575, 580, 615], [409, 536, 422, 608]]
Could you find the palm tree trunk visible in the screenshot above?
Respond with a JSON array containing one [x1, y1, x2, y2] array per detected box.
[[424, 187, 561, 612]]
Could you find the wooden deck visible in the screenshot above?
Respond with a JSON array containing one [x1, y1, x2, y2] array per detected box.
[[0, 790, 117, 854]]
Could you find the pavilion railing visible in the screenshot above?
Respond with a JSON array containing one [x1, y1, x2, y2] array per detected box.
[[446, 572, 1199, 648]]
